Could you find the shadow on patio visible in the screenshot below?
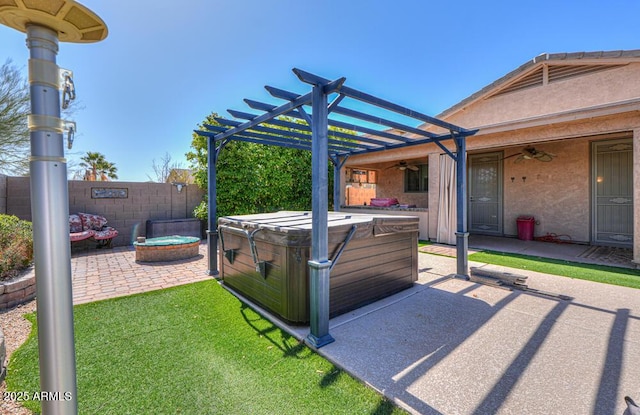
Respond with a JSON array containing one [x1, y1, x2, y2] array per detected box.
[[279, 253, 640, 414]]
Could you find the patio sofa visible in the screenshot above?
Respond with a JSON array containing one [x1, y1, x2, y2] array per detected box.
[[69, 212, 118, 248]]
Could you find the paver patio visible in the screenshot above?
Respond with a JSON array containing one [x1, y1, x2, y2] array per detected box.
[[71, 243, 211, 304]]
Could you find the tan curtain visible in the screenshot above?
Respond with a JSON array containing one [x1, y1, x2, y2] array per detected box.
[[436, 154, 456, 245]]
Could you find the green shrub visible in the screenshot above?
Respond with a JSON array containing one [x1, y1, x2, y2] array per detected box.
[[193, 199, 208, 221], [0, 214, 33, 281]]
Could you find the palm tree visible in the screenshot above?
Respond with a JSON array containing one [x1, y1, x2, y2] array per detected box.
[[79, 151, 118, 181], [98, 163, 118, 181]]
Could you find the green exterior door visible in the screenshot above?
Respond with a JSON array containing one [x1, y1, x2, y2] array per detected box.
[[592, 138, 633, 247], [468, 152, 503, 235]]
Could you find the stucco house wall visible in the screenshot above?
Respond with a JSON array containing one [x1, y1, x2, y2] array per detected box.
[[373, 159, 430, 208], [344, 51, 640, 264], [444, 63, 640, 128], [501, 138, 590, 240]]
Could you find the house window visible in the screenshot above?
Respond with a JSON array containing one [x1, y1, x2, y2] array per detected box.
[[405, 164, 428, 192]]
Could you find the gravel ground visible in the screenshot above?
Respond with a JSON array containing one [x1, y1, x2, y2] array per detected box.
[[1, 299, 36, 415]]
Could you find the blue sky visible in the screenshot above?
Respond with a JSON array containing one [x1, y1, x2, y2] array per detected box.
[[2, 0, 639, 181]]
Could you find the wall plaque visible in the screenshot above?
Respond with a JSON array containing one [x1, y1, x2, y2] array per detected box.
[[91, 188, 128, 199]]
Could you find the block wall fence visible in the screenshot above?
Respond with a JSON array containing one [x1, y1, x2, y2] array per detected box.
[[1, 175, 205, 247], [0, 175, 6, 215]]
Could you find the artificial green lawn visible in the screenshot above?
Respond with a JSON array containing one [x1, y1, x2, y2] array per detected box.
[[7, 281, 405, 414], [417, 240, 432, 248], [468, 250, 640, 289]]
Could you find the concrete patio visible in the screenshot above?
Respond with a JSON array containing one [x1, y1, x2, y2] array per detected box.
[[286, 253, 640, 414]]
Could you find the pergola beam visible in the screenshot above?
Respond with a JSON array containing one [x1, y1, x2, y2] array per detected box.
[[213, 92, 312, 142], [293, 68, 469, 133], [222, 135, 314, 152], [226, 109, 395, 147], [200, 126, 348, 153], [245, 99, 416, 145], [210, 119, 370, 151], [345, 130, 475, 156], [330, 106, 440, 139], [266, 85, 440, 140]]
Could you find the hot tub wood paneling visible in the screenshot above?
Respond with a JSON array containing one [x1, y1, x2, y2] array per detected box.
[[329, 231, 417, 315], [219, 211, 418, 324]]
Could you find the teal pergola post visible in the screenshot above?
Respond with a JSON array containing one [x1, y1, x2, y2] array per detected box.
[[455, 135, 469, 279], [206, 137, 219, 276], [331, 155, 349, 212], [206, 138, 229, 276], [306, 82, 335, 348]]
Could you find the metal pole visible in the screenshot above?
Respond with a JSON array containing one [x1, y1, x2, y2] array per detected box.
[[455, 135, 469, 279], [306, 83, 334, 348], [26, 24, 78, 415], [207, 137, 219, 276]]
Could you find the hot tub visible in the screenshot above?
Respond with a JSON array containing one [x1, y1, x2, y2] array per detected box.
[[218, 211, 419, 324]]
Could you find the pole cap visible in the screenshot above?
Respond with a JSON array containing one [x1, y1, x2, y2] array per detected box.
[[0, 0, 107, 43]]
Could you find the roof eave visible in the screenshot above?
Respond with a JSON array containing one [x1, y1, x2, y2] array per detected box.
[[432, 49, 640, 124]]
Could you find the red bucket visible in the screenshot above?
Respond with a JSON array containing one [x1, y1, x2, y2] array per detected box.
[[516, 216, 535, 241]]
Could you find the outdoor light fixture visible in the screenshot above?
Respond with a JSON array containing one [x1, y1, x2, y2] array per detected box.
[[172, 182, 187, 193], [0, 2, 107, 414]]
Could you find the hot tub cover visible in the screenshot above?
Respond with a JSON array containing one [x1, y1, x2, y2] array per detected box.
[[218, 211, 419, 246]]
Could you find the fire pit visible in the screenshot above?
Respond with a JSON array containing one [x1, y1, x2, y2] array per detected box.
[[134, 236, 200, 262]]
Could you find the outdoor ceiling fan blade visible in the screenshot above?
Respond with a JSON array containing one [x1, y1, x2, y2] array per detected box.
[[500, 153, 521, 161], [407, 165, 419, 171], [386, 160, 413, 170]]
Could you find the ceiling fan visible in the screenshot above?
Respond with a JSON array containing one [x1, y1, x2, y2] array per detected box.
[[386, 160, 419, 171], [504, 147, 556, 163]]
